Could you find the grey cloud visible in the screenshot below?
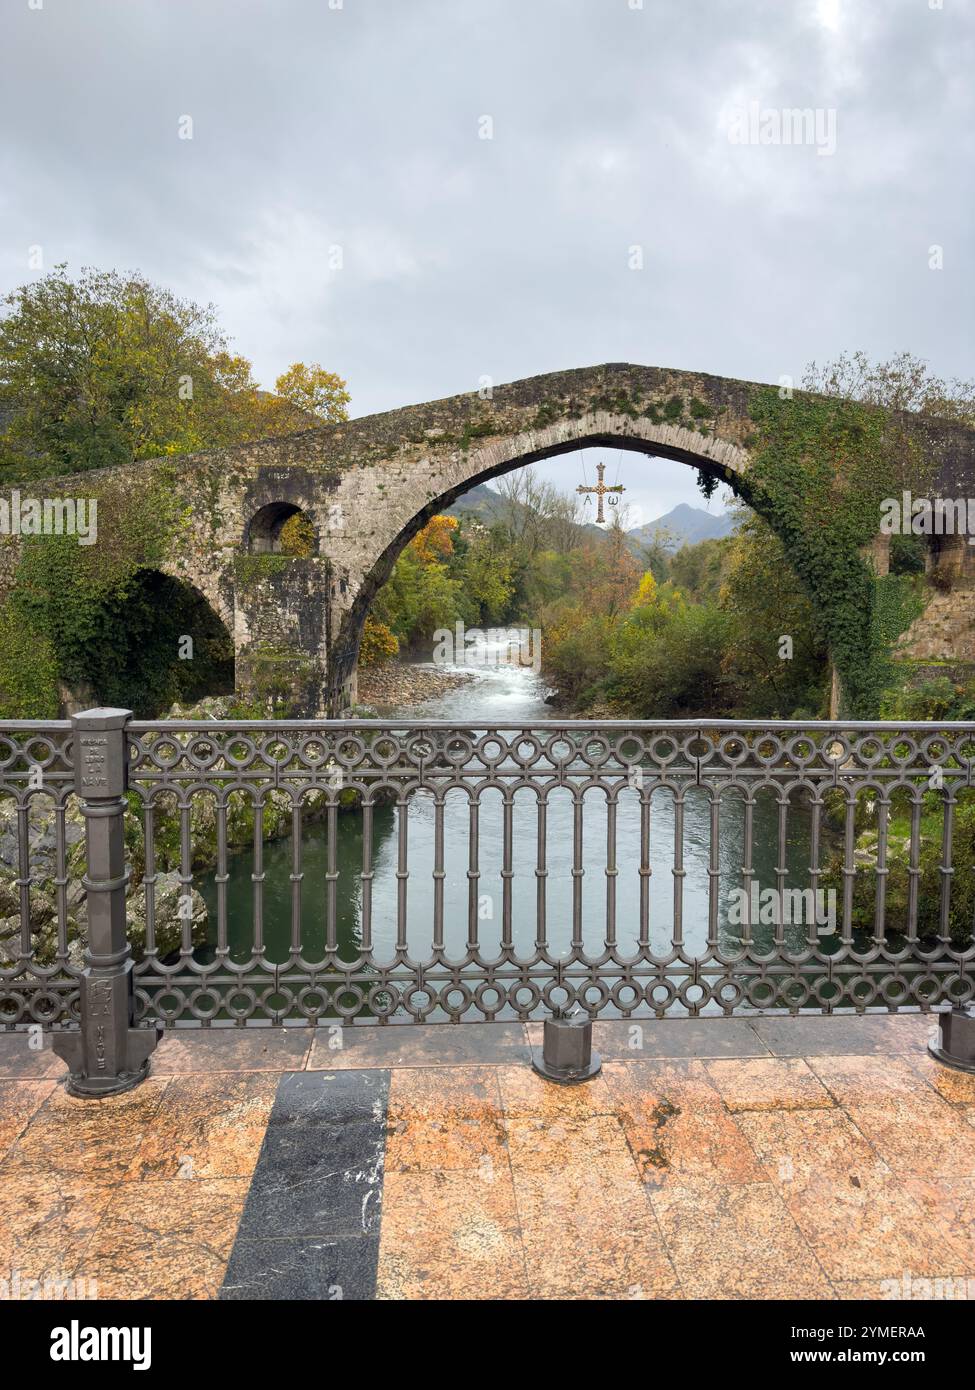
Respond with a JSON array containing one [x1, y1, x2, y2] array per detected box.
[[0, 0, 970, 519]]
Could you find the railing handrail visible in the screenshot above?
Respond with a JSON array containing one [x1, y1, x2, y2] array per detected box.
[[4, 716, 975, 734], [123, 717, 975, 733]]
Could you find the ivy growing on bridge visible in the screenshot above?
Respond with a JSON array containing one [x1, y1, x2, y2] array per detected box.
[[738, 389, 929, 716], [0, 466, 232, 717]]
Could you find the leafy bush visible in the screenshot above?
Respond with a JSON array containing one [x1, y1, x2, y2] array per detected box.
[[879, 676, 975, 722], [359, 617, 399, 666]]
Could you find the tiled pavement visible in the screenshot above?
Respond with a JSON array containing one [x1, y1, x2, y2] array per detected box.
[[1, 1015, 974, 1300]]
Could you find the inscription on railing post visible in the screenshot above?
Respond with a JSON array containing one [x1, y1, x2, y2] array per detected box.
[[52, 708, 161, 1096]]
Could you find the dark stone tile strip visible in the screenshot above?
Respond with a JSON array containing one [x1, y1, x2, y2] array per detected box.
[[219, 1068, 389, 1301]]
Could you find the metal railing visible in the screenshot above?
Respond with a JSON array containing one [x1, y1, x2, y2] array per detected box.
[[1, 710, 974, 1092]]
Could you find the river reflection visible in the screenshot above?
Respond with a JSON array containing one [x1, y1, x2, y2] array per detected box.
[[199, 651, 821, 1014]]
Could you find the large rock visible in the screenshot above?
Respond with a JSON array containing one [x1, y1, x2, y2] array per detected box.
[[0, 879, 85, 970], [126, 872, 208, 959], [0, 798, 86, 886]]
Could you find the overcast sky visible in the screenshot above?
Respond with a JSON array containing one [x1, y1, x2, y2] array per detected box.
[[1, 0, 971, 523]]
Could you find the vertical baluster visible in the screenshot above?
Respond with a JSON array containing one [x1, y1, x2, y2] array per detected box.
[[360, 797, 374, 956], [906, 796, 921, 943], [707, 791, 720, 947], [252, 799, 265, 958], [214, 797, 228, 960], [605, 793, 618, 950], [467, 795, 480, 954], [571, 794, 584, 952], [806, 794, 823, 950], [54, 800, 69, 961], [939, 793, 954, 945], [143, 802, 157, 961], [672, 790, 685, 950], [774, 794, 788, 948], [290, 800, 303, 955], [16, 800, 31, 957], [432, 794, 445, 955], [325, 794, 338, 956], [741, 794, 755, 947], [535, 793, 548, 953], [179, 797, 193, 955], [501, 793, 514, 954], [638, 787, 651, 951], [396, 795, 409, 953], [873, 794, 889, 947], [840, 795, 856, 945]]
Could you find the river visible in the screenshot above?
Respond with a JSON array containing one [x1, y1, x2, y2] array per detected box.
[[198, 644, 821, 1019]]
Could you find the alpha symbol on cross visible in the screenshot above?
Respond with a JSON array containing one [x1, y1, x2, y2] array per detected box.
[[577, 461, 625, 524]]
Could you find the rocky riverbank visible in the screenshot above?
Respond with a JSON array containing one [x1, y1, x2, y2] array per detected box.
[[0, 794, 208, 970], [357, 660, 475, 712]]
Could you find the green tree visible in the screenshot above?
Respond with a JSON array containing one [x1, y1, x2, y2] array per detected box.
[[459, 533, 514, 623], [608, 595, 732, 717], [718, 513, 830, 717], [668, 535, 732, 602], [273, 362, 351, 425], [802, 350, 975, 425], [0, 267, 347, 481]]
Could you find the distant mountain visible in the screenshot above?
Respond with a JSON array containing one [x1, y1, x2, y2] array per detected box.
[[446, 481, 608, 543], [446, 487, 736, 555], [627, 503, 737, 551], [444, 482, 509, 522]]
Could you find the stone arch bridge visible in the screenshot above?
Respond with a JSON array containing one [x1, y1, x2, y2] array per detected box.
[[17, 363, 975, 714]]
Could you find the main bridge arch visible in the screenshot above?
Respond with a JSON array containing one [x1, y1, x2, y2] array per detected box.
[[329, 411, 756, 704]]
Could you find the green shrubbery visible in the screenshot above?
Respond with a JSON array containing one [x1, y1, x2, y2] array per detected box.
[[821, 790, 975, 948]]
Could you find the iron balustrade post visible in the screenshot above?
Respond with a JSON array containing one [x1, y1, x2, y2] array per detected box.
[[929, 1006, 975, 1075], [532, 1008, 601, 1084], [52, 709, 161, 1097]]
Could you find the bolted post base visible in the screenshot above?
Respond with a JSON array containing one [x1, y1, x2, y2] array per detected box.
[[532, 1011, 601, 1085], [52, 1023, 162, 1099], [928, 1006, 975, 1075]]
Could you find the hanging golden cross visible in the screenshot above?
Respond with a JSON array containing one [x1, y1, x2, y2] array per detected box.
[[577, 461, 624, 524]]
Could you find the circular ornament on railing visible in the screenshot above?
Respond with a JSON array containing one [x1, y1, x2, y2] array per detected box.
[[752, 734, 785, 767], [367, 983, 400, 1019], [784, 735, 818, 767], [441, 984, 474, 1019], [852, 736, 886, 768], [223, 987, 259, 1020], [579, 734, 612, 768], [333, 985, 366, 1019], [151, 989, 189, 1021], [146, 739, 184, 770], [473, 982, 504, 1018], [297, 738, 328, 765], [542, 733, 576, 766], [510, 736, 543, 768], [472, 734, 506, 768], [294, 988, 328, 1018], [334, 736, 368, 768], [609, 981, 642, 1013], [187, 988, 221, 1021], [715, 734, 750, 767], [404, 735, 436, 765], [443, 733, 476, 765], [222, 736, 261, 770], [400, 986, 435, 1021], [370, 735, 403, 768], [0, 991, 25, 1024], [185, 738, 222, 770]]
